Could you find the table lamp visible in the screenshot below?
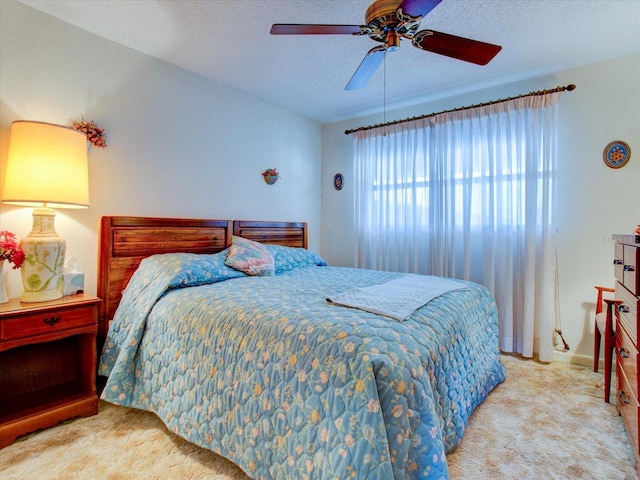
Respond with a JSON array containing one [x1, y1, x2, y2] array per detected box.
[[1, 120, 89, 302]]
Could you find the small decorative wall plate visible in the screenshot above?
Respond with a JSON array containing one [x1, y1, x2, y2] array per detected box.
[[262, 168, 279, 185], [603, 141, 631, 169], [333, 173, 344, 191]]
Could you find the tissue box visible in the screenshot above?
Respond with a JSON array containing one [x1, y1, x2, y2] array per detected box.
[[63, 273, 85, 296]]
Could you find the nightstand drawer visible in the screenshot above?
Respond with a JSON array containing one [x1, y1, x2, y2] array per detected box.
[[0, 306, 96, 341]]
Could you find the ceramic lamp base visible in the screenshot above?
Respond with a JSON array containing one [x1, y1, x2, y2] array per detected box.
[[19, 208, 66, 303]]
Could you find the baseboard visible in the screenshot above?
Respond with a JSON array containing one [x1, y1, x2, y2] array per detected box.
[[552, 349, 616, 371]]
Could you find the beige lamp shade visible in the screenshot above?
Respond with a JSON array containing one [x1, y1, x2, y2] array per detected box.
[[2, 120, 89, 208]]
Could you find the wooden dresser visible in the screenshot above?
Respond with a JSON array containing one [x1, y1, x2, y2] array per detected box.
[[613, 233, 640, 475]]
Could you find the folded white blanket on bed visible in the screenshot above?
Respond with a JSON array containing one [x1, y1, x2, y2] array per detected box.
[[326, 274, 469, 321]]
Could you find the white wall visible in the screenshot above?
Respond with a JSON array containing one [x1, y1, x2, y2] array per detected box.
[[2, 1, 638, 366], [0, 1, 322, 298], [321, 54, 640, 365]]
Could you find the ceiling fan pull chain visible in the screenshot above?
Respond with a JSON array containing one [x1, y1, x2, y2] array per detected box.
[[383, 51, 387, 125]]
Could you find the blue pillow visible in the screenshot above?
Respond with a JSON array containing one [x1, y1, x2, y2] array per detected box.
[[166, 251, 246, 288], [265, 244, 328, 274]]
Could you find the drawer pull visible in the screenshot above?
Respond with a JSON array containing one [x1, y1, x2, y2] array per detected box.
[[618, 347, 630, 359], [613, 259, 623, 265], [624, 264, 635, 272], [619, 390, 631, 404], [43, 316, 61, 327], [617, 305, 630, 313]]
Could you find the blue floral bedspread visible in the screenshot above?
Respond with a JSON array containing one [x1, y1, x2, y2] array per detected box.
[[99, 248, 506, 479]]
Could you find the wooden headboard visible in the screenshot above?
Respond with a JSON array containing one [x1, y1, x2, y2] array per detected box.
[[233, 220, 308, 248], [97, 216, 308, 349]]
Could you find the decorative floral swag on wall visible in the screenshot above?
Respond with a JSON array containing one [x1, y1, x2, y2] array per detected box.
[[71, 118, 107, 148]]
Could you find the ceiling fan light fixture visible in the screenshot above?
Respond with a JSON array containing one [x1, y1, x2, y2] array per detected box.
[[386, 30, 401, 51]]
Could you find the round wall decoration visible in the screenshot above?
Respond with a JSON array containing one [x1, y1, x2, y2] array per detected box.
[[261, 168, 279, 185], [603, 141, 631, 169], [333, 173, 344, 191]]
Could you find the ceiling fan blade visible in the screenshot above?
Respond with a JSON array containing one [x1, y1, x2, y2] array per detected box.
[[345, 46, 386, 90], [270, 24, 362, 35], [412, 30, 501, 65], [398, 0, 443, 18]]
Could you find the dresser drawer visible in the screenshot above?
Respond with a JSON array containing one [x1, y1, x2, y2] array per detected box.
[[624, 244, 639, 296], [618, 359, 640, 456], [617, 281, 639, 348], [617, 322, 639, 401], [0, 306, 96, 342], [615, 241, 625, 285]]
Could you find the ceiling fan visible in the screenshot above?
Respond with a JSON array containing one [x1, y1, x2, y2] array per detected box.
[[270, 0, 502, 90]]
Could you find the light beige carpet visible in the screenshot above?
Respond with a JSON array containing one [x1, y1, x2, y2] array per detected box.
[[1, 355, 637, 480]]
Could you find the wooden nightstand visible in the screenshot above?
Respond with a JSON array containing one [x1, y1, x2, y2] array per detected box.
[[0, 294, 101, 448]]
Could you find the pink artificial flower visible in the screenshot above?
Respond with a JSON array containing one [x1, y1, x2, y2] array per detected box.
[[0, 230, 25, 269]]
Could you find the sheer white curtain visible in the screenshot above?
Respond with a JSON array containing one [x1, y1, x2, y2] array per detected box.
[[353, 93, 560, 361]]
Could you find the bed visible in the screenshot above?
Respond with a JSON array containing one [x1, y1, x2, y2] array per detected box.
[[97, 216, 506, 479]]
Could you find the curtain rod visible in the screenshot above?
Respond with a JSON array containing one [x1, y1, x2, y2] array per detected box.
[[344, 84, 576, 135]]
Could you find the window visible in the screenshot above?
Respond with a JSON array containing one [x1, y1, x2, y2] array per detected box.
[[353, 95, 560, 361]]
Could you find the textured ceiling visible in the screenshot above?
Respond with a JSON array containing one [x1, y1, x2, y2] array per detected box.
[[18, 0, 640, 123]]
